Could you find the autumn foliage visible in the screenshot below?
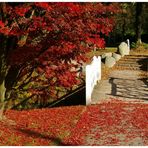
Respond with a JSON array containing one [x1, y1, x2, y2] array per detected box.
[[0, 99, 147, 145], [0, 2, 119, 108]]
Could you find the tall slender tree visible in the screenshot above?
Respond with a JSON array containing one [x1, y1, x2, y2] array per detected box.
[[135, 2, 143, 44]]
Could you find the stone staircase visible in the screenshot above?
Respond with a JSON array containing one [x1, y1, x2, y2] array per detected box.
[[115, 55, 148, 71]]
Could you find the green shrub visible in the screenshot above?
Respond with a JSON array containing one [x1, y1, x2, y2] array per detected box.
[[131, 42, 138, 49], [143, 43, 148, 49], [131, 42, 148, 49]]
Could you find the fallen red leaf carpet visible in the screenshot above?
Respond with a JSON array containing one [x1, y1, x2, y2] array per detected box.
[[0, 99, 147, 146]]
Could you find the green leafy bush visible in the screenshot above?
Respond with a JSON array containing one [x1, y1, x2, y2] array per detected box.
[[131, 42, 139, 49], [143, 43, 148, 49]]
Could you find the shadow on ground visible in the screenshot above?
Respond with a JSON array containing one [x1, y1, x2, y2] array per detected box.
[[108, 77, 148, 101], [14, 128, 73, 146], [137, 57, 148, 71]]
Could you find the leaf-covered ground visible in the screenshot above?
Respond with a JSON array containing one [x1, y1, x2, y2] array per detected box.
[[0, 99, 148, 146]]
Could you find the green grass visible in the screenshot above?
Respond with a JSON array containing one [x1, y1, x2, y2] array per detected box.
[[87, 47, 117, 58], [143, 43, 148, 49], [105, 47, 117, 52]]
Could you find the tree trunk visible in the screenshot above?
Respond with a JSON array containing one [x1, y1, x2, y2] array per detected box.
[[0, 54, 8, 119], [135, 3, 143, 44], [0, 76, 16, 125], [0, 80, 6, 119]]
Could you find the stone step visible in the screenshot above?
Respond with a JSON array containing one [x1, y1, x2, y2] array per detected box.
[[116, 63, 147, 66], [115, 65, 147, 69], [118, 58, 146, 62], [118, 61, 139, 63], [109, 70, 142, 79], [116, 62, 142, 65], [116, 64, 142, 67], [126, 54, 148, 57], [122, 58, 147, 62], [115, 65, 142, 68], [114, 66, 141, 70], [125, 55, 148, 58], [118, 59, 140, 62]]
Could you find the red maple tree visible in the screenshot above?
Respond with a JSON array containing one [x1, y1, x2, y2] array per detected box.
[[0, 2, 119, 117]]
